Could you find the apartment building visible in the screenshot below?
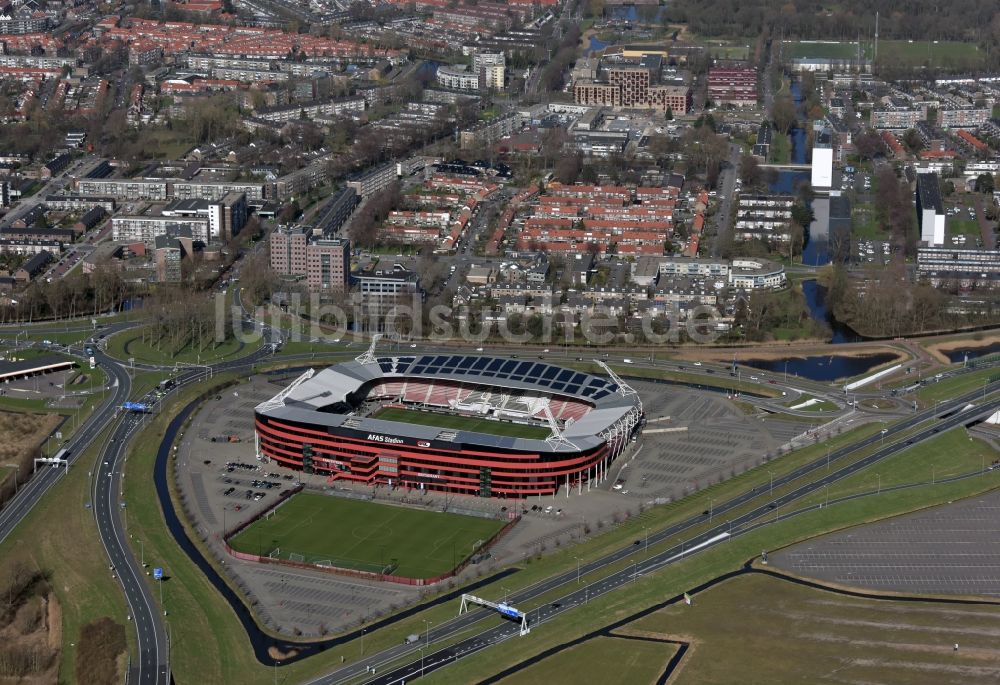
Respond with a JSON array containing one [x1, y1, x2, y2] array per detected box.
[[937, 108, 990, 130], [707, 67, 757, 107], [917, 246, 1000, 288], [172, 181, 264, 202], [76, 179, 169, 201], [346, 163, 397, 199], [436, 65, 480, 92], [112, 215, 210, 245], [269, 226, 350, 291], [254, 97, 365, 123], [575, 64, 690, 114]]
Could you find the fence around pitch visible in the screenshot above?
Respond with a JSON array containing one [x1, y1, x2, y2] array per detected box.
[[222, 510, 522, 586]]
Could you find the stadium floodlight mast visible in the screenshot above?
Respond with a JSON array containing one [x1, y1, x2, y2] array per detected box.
[[355, 334, 384, 365], [542, 404, 579, 452], [256, 368, 315, 414]]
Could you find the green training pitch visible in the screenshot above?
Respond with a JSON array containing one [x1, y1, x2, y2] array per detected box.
[[785, 40, 865, 60], [374, 406, 551, 439], [227, 493, 507, 579]]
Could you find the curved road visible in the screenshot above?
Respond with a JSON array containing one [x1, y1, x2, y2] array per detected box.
[[0, 308, 994, 684]]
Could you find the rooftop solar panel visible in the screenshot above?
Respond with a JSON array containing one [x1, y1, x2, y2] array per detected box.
[[542, 366, 559, 380], [473, 357, 490, 370], [487, 358, 503, 372], [500, 360, 517, 373], [556, 369, 573, 382]]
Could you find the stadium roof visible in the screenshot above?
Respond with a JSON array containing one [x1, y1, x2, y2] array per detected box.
[[257, 355, 642, 453]]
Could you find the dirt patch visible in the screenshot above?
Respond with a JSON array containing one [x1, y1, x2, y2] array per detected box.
[[0, 565, 59, 684], [0, 411, 60, 509], [924, 333, 1000, 364], [74, 617, 126, 685], [46, 593, 61, 651], [268, 645, 300, 661]]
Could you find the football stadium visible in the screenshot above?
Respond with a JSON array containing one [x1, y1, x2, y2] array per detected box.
[[254, 349, 644, 498]]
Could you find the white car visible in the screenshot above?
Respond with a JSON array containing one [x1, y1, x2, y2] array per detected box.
[[693, 361, 702, 366]]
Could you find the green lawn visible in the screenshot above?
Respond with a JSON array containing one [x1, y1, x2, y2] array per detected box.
[[798, 428, 996, 508], [877, 40, 983, 69], [105, 328, 259, 366], [915, 368, 996, 403], [769, 131, 791, 164], [227, 493, 506, 579], [947, 217, 980, 237], [374, 406, 551, 440], [852, 204, 884, 240], [500, 635, 677, 685], [785, 40, 863, 60], [706, 43, 750, 60]]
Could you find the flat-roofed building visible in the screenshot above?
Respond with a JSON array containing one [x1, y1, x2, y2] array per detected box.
[[916, 172, 945, 246]]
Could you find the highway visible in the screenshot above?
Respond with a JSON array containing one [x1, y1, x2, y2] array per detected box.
[[0, 308, 994, 685], [0, 347, 131, 543], [304, 385, 1000, 685], [92, 296, 283, 685]]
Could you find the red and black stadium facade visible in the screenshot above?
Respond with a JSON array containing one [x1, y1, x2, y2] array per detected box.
[[254, 354, 644, 498]]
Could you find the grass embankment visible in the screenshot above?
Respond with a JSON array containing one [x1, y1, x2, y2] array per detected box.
[[0, 421, 130, 684], [783, 394, 838, 412], [105, 328, 259, 366], [915, 367, 996, 403], [422, 474, 1000, 684], [796, 427, 996, 508], [22, 330, 95, 346]]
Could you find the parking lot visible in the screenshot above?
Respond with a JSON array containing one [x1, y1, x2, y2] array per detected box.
[[772, 491, 1000, 597], [173, 372, 827, 635]]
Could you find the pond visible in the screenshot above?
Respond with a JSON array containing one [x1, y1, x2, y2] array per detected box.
[[586, 36, 609, 54], [738, 352, 899, 383], [943, 341, 1000, 364]]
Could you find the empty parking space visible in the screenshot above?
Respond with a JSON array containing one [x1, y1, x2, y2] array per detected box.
[[773, 492, 1000, 596]]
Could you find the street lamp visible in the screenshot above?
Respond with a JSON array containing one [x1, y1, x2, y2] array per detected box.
[[768, 470, 774, 498], [708, 499, 714, 523], [875, 473, 881, 494], [574, 556, 581, 584]]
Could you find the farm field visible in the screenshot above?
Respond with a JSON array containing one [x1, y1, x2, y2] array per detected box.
[[628, 572, 1000, 685], [499, 635, 678, 685]]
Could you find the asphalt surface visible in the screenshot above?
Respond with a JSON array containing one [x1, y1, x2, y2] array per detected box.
[[0, 309, 994, 685], [301, 385, 1000, 685]]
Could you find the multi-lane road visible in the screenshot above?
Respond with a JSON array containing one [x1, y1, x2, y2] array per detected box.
[[308, 388, 1000, 685], [0, 312, 995, 685]]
